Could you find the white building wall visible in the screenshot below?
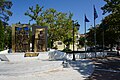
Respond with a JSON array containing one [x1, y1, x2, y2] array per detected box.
[[54, 41, 78, 51], [53, 41, 66, 50], [53, 33, 80, 51]]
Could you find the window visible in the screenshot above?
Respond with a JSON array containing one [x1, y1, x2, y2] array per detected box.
[[58, 42, 62, 45]]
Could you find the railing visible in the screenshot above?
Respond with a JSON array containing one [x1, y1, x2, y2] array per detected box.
[[66, 51, 117, 59], [48, 50, 117, 60]]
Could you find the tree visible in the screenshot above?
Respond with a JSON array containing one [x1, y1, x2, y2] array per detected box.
[[62, 20, 78, 48], [86, 27, 95, 46], [101, 0, 120, 15], [4, 26, 12, 49], [78, 36, 85, 48], [101, 0, 120, 37], [37, 8, 74, 48], [25, 4, 43, 24], [0, 0, 12, 22], [0, 0, 12, 51], [99, 15, 119, 50], [87, 0, 120, 50], [101, 0, 120, 50], [0, 20, 4, 51], [25, 4, 76, 48]]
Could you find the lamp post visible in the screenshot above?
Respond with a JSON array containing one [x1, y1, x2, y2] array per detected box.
[[72, 20, 80, 61]]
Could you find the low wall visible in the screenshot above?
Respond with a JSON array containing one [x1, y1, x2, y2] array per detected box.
[[38, 52, 49, 60], [66, 52, 108, 60], [0, 51, 109, 62]]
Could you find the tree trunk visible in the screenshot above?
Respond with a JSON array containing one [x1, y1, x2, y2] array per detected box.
[[51, 39, 54, 48]]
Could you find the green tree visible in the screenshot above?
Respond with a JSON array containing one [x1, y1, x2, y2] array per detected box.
[[37, 8, 74, 48], [87, 20, 118, 51], [86, 27, 95, 46], [99, 15, 119, 50], [62, 20, 79, 48], [101, 0, 120, 38], [101, 0, 120, 15], [0, 0, 12, 22], [0, 20, 4, 51], [4, 26, 12, 49], [25, 4, 76, 48], [0, 0, 12, 51], [25, 4, 43, 24], [86, 0, 120, 51], [78, 36, 85, 48], [101, 0, 120, 50]]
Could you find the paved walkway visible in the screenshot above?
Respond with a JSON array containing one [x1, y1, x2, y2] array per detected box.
[[0, 59, 94, 80], [0, 59, 93, 80], [0, 50, 94, 80], [86, 57, 120, 80]]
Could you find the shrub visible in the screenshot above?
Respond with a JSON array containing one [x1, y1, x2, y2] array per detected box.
[[62, 48, 72, 52]]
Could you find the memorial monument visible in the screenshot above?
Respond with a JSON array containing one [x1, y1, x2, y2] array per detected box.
[[12, 24, 30, 53], [12, 24, 47, 53], [32, 26, 47, 52]]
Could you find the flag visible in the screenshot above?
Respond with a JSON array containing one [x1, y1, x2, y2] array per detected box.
[[85, 15, 90, 22], [94, 5, 98, 20]]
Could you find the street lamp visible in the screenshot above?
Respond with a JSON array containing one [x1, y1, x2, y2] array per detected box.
[[72, 20, 80, 61]]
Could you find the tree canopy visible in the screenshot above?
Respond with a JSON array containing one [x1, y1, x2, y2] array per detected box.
[[102, 0, 120, 47], [0, 0, 12, 22], [87, 0, 120, 50], [25, 4, 78, 48], [101, 0, 120, 14]]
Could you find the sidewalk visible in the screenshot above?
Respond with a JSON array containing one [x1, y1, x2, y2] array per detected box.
[[0, 59, 94, 80], [0, 50, 94, 80], [86, 57, 120, 80]]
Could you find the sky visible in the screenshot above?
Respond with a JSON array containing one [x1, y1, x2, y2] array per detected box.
[[8, 0, 108, 34]]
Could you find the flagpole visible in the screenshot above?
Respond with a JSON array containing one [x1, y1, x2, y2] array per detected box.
[[103, 24, 105, 57], [102, 18, 105, 57], [84, 15, 87, 58], [93, 5, 97, 58], [84, 14, 90, 58], [94, 16, 96, 58]]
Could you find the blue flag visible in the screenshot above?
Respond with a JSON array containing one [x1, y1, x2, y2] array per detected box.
[[94, 5, 98, 20], [85, 15, 90, 22]]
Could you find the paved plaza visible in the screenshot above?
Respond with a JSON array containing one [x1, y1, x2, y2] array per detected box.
[[0, 50, 94, 80]]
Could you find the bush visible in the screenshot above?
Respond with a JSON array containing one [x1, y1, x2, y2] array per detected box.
[[52, 45, 58, 50], [62, 48, 72, 52]]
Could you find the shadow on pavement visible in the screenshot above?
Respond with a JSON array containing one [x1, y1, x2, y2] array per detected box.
[[86, 57, 120, 80], [66, 59, 94, 78]]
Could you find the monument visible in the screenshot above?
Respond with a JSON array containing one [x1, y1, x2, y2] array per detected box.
[[32, 26, 47, 52], [12, 24, 30, 53], [12, 24, 47, 53]]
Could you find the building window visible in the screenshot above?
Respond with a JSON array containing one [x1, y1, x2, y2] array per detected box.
[[58, 42, 62, 45]]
